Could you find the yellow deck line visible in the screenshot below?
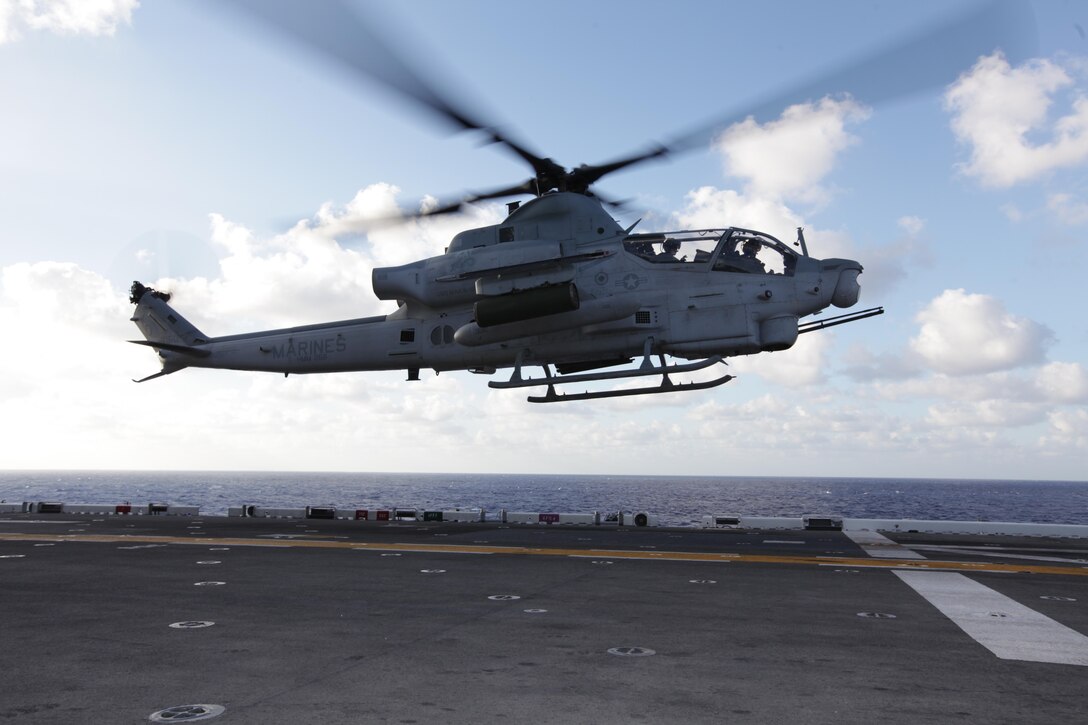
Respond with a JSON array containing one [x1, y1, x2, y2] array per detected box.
[[3, 532, 1087, 577]]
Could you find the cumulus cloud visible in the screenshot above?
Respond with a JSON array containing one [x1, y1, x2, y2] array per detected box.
[[729, 334, 830, 388], [1040, 408, 1088, 450], [193, 181, 494, 328], [675, 186, 804, 239], [678, 184, 925, 299], [944, 53, 1088, 187], [154, 183, 503, 332], [909, 289, 1052, 375], [0, 191, 505, 470], [2, 261, 124, 328], [714, 95, 871, 205], [925, 400, 1047, 428], [0, 262, 132, 406], [682, 97, 921, 299], [1034, 361, 1088, 404], [675, 187, 865, 272], [875, 371, 1023, 404], [0, 0, 137, 44], [685, 392, 928, 462]]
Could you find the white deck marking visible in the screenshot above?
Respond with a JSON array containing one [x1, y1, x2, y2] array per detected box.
[[909, 545, 1088, 565], [894, 570, 1088, 666], [844, 529, 928, 559]]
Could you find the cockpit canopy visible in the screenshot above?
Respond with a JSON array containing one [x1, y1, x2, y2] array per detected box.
[[622, 228, 798, 276]]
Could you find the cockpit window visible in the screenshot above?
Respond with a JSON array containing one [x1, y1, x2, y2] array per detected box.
[[712, 230, 795, 275], [623, 228, 797, 276], [623, 230, 725, 265]]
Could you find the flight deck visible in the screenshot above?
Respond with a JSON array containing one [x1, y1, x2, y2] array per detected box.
[[2, 512, 1086, 723]]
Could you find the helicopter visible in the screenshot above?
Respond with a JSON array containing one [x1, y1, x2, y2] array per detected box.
[[129, 1, 1029, 403]]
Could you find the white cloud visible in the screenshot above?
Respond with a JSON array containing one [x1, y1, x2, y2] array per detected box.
[[0, 0, 138, 43], [0, 262, 150, 464], [856, 234, 932, 299], [0, 184, 528, 470], [925, 400, 1046, 428], [909, 289, 1052, 376], [674, 188, 877, 280], [875, 372, 1021, 404], [683, 98, 916, 300], [160, 213, 378, 333], [686, 392, 934, 462], [675, 186, 803, 237], [677, 186, 925, 299], [1047, 193, 1088, 225], [1039, 409, 1088, 451], [1000, 204, 1024, 223], [897, 216, 925, 235], [714, 95, 870, 205], [730, 334, 830, 387], [945, 53, 1088, 187], [1, 260, 124, 330], [151, 184, 503, 333], [0, 2, 17, 43], [302, 183, 504, 268], [1034, 361, 1088, 404]]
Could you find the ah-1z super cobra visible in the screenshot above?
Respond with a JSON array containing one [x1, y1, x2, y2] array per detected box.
[[130, 202, 878, 403], [129, 1, 1026, 403]]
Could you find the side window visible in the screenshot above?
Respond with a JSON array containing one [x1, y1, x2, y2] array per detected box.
[[713, 234, 792, 275], [623, 233, 723, 265]]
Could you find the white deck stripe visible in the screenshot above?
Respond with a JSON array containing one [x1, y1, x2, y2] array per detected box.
[[844, 529, 928, 559], [908, 545, 1088, 565], [894, 570, 1088, 666]]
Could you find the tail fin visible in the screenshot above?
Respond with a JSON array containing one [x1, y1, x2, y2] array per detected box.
[[128, 281, 209, 382]]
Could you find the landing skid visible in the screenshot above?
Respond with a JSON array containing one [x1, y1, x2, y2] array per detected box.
[[489, 350, 733, 403], [529, 369, 733, 403]]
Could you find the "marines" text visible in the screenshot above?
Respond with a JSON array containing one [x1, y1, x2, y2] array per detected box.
[[268, 336, 347, 362]]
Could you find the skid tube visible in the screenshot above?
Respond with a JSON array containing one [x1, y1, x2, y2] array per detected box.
[[489, 347, 733, 403], [528, 368, 734, 403]]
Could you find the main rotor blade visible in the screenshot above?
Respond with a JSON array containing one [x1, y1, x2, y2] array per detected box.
[[417, 180, 539, 219], [664, 0, 1038, 155], [223, 0, 559, 178], [567, 145, 669, 192], [344, 179, 540, 230]]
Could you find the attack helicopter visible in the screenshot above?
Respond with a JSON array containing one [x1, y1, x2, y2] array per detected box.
[[129, 1, 1030, 402]]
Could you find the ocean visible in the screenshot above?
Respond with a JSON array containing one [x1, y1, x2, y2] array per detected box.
[[2, 471, 1086, 528]]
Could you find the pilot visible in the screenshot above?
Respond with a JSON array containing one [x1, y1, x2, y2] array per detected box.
[[742, 240, 765, 272], [658, 239, 681, 261]]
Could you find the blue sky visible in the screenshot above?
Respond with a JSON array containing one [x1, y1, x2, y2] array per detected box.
[[1, 0, 1086, 480]]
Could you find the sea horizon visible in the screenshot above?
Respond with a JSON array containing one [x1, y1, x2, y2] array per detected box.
[[3, 470, 1086, 528]]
